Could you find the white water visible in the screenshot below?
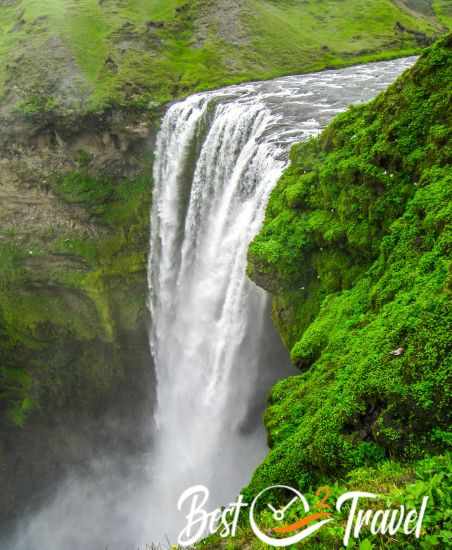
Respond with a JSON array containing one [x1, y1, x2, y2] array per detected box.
[[8, 57, 415, 550], [147, 94, 291, 536]]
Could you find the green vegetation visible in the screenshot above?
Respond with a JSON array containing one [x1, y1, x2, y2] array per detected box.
[[219, 34, 451, 548], [0, 0, 450, 115], [434, 0, 452, 28], [0, 166, 151, 426], [199, 453, 451, 549]]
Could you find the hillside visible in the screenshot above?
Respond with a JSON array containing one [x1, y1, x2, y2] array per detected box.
[[0, 0, 449, 117], [225, 33, 450, 549]]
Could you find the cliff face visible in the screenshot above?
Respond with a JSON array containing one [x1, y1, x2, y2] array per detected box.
[[0, 112, 156, 522], [240, 35, 451, 546], [0, 0, 450, 526], [248, 32, 451, 484]]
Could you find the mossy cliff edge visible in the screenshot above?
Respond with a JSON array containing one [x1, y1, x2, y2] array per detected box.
[[0, 0, 450, 529], [230, 35, 450, 548]]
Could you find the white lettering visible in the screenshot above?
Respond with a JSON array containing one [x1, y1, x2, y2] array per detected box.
[[415, 497, 429, 538], [177, 485, 210, 546], [336, 491, 378, 546], [176, 486, 430, 548]]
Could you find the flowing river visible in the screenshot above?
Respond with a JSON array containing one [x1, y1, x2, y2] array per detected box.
[[10, 56, 415, 550]]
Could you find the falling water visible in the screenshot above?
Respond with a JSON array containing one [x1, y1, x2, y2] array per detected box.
[[8, 57, 416, 550]]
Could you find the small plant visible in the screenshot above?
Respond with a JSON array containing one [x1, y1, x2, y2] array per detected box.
[[15, 94, 59, 118]]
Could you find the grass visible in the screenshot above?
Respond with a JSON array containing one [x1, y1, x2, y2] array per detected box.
[[0, 0, 450, 113], [0, 0, 181, 85], [433, 0, 452, 27], [199, 453, 451, 549], [248, 0, 435, 60]]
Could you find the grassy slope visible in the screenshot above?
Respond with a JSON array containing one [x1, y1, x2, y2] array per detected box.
[[219, 34, 450, 549], [434, 0, 452, 27], [0, 0, 450, 115], [199, 454, 451, 548]]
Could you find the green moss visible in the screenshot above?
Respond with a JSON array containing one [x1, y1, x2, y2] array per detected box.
[[0, 168, 152, 426], [0, 360, 33, 428], [51, 171, 151, 338], [0, 243, 26, 289], [15, 95, 59, 117], [434, 0, 452, 28], [243, 32, 451, 527]]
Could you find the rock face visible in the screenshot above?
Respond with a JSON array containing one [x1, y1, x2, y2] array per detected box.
[[0, 108, 157, 524], [0, 324, 155, 524]]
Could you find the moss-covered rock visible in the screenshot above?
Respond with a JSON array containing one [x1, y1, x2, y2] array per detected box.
[[0, 158, 155, 521], [0, 161, 152, 419], [243, 33, 451, 538]]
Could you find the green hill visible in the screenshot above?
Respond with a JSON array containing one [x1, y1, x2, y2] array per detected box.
[[0, 0, 449, 115], [220, 33, 451, 549]]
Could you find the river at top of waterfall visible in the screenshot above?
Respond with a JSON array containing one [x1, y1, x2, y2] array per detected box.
[[8, 56, 416, 550]]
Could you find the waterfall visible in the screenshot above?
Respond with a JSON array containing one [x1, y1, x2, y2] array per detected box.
[[147, 57, 417, 543], [8, 57, 416, 550], [148, 94, 291, 526]]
